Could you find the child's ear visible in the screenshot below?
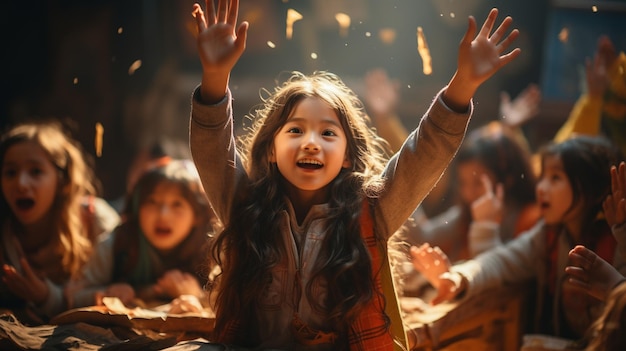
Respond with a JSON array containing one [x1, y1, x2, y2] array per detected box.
[[342, 155, 351, 169], [269, 147, 276, 163]]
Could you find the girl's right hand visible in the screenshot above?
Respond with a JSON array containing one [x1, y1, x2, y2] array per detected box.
[[192, 0, 248, 103]]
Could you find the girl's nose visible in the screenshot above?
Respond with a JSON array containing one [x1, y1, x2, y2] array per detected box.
[[17, 172, 30, 189], [302, 133, 320, 152]]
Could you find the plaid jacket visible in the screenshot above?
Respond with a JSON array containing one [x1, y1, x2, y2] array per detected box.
[[215, 200, 409, 350]]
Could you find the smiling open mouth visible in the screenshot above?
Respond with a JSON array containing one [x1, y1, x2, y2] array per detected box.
[[297, 159, 323, 170], [15, 199, 35, 210]]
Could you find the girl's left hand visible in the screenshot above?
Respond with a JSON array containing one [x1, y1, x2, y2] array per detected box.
[[604, 161, 626, 227], [456, 8, 520, 91], [2, 257, 49, 305]]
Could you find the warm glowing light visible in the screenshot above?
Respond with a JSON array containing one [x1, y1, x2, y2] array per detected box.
[[417, 27, 432, 75], [95, 123, 104, 157], [73, 77, 78, 84], [365, 31, 371, 37], [558, 27, 569, 43], [592, 5, 598, 12], [310, 52, 318, 59], [128, 60, 142, 75], [335, 13, 351, 37], [117, 27, 123, 34], [379, 28, 396, 45], [450, 13, 456, 18], [286, 9, 303, 40], [267, 41, 276, 48]]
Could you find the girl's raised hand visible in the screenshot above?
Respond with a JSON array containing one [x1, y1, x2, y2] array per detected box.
[[193, 0, 248, 103], [604, 161, 626, 228], [445, 8, 520, 111]]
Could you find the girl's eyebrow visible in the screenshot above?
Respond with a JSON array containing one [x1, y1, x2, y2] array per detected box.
[[286, 116, 342, 128]]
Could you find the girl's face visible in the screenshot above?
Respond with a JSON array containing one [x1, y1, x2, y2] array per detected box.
[[536, 155, 581, 225], [457, 159, 496, 205], [271, 97, 350, 199], [139, 182, 196, 252], [1, 141, 59, 227]]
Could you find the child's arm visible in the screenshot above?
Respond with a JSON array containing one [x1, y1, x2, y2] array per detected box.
[[192, 0, 248, 104], [376, 9, 520, 237], [443, 8, 520, 112]]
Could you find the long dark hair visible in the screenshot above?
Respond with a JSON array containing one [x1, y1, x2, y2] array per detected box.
[[210, 71, 390, 343], [0, 120, 98, 279], [539, 135, 622, 243], [113, 159, 214, 287]]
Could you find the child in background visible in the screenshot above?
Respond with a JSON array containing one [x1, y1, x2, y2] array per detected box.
[[411, 136, 625, 342], [190, 0, 520, 349], [0, 121, 119, 321], [67, 160, 215, 311], [395, 121, 540, 265]]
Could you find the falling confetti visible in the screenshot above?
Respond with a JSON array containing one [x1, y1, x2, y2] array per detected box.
[[286, 9, 303, 40], [558, 27, 569, 43], [117, 27, 123, 34], [95, 122, 104, 157], [267, 41, 276, 48], [417, 26, 432, 75], [310, 52, 318, 59], [335, 13, 350, 37], [379, 28, 396, 45], [73, 77, 78, 85], [128, 60, 142, 75], [592, 5, 598, 12]]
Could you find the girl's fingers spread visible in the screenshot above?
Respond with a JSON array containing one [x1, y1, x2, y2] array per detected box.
[[205, 0, 217, 24], [192, 5, 207, 31], [489, 16, 512, 44], [461, 16, 477, 45], [498, 48, 521, 67], [479, 8, 498, 37], [216, 0, 228, 22], [227, 0, 239, 25], [496, 29, 519, 53]]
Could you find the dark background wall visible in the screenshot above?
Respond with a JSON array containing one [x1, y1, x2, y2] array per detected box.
[[1, 0, 625, 201]]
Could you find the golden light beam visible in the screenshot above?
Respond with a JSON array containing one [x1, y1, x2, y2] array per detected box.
[[286, 9, 303, 40], [335, 13, 350, 37], [417, 26, 432, 75]]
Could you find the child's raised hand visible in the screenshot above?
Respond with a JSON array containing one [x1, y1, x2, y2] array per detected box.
[[604, 161, 626, 228], [192, 0, 248, 103], [499, 83, 541, 129], [2, 258, 49, 306], [410, 244, 463, 304], [445, 8, 520, 111], [364, 68, 401, 119], [565, 245, 625, 301], [470, 174, 504, 223]]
